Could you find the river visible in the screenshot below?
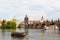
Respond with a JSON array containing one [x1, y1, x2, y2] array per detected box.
[[0, 28, 60, 40]]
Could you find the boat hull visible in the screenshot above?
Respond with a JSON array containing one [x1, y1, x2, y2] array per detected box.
[[11, 32, 26, 37]]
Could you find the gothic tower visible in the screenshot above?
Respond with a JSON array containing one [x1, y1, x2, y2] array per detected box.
[[24, 15, 29, 35]]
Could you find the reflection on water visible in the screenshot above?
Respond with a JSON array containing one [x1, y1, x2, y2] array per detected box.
[[0, 28, 60, 40]]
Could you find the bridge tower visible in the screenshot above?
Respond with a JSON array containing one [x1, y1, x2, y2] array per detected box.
[[24, 15, 29, 35]]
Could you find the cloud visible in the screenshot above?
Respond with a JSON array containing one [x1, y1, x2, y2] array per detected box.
[[28, 5, 44, 11], [0, 0, 60, 20]]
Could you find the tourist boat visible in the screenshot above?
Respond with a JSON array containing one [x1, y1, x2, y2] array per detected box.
[[11, 32, 26, 37]]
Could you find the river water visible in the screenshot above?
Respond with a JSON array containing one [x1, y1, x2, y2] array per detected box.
[[0, 28, 60, 40]]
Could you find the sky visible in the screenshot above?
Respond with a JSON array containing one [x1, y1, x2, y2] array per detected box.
[[0, 0, 60, 21]]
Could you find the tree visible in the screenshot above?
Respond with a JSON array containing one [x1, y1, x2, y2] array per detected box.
[[1, 20, 7, 28], [7, 21, 16, 28]]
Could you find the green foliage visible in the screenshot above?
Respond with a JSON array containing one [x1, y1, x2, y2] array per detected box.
[[7, 21, 16, 28], [1, 20, 7, 28], [1, 20, 16, 29]]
